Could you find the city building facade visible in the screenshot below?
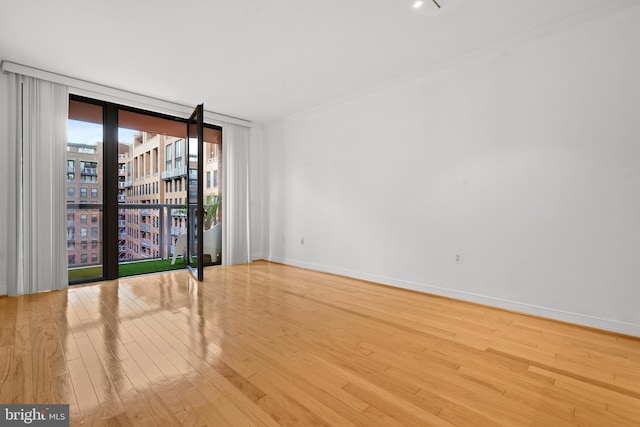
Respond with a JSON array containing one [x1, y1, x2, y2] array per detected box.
[[67, 128, 221, 272]]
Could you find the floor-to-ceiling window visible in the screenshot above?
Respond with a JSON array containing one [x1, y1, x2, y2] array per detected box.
[[67, 96, 222, 284]]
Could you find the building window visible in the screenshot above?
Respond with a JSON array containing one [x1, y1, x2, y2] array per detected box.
[[80, 187, 87, 198], [68, 254, 76, 265], [67, 242, 75, 250], [80, 227, 87, 237], [81, 240, 87, 250], [80, 161, 97, 175], [80, 214, 87, 224], [91, 227, 98, 237], [81, 254, 87, 264], [68, 187, 75, 198], [91, 253, 98, 263], [92, 215, 98, 224], [91, 240, 98, 249], [166, 144, 172, 170], [91, 188, 98, 198], [67, 173, 75, 182], [213, 170, 218, 188]]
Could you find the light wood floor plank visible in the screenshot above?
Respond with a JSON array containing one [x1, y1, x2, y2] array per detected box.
[[1, 261, 639, 426]]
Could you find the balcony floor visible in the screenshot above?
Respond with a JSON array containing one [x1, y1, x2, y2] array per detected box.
[[68, 258, 187, 282]]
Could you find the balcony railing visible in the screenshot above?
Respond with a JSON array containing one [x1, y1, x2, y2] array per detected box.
[[81, 168, 98, 176], [171, 226, 186, 236], [161, 166, 187, 180], [66, 202, 207, 269]]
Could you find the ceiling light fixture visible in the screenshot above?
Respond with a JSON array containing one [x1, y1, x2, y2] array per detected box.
[[413, 1, 423, 8]]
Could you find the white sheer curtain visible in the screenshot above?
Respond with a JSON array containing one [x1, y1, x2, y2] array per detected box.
[[6, 73, 68, 295], [222, 121, 251, 265]]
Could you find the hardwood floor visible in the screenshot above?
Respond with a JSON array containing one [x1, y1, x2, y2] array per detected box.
[[1, 261, 639, 426]]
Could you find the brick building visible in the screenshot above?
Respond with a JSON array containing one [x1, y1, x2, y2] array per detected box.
[[66, 142, 103, 267]]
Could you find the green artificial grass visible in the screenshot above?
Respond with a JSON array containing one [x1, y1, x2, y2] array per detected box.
[[68, 266, 103, 282], [68, 258, 187, 282], [119, 258, 187, 277]]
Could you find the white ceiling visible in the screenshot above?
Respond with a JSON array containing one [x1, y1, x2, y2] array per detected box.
[[0, 0, 628, 123]]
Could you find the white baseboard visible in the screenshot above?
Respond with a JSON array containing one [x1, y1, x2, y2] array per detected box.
[[268, 256, 640, 338], [0, 284, 6, 296]]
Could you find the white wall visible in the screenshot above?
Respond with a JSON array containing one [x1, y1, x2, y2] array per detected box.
[[250, 125, 267, 260], [263, 7, 640, 336], [0, 66, 8, 295]]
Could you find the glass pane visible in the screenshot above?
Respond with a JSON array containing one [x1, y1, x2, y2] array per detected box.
[[203, 127, 222, 265], [67, 100, 104, 282], [187, 118, 200, 271], [117, 110, 188, 277]]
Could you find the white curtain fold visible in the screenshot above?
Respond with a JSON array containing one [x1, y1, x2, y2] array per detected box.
[[7, 73, 69, 295], [222, 121, 251, 265]]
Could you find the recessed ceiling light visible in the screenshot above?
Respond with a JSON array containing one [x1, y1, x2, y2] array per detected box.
[[413, 1, 423, 8]]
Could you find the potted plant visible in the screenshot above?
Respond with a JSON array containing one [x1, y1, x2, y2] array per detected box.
[[203, 194, 221, 230]]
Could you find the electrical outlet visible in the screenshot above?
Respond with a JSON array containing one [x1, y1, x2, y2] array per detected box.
[[300, 237, 305, 245], [455, 252, 463, 264]]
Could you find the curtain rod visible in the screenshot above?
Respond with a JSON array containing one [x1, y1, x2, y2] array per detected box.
[[1, 60, 253, 128]]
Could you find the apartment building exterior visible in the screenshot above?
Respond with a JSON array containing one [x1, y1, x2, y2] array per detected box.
[[123, 131, 221, 261], [66, 142, 103, 267], [118, 143, 130, 261], [124, 132, 164, 261], [67, 130, 221, 270]]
